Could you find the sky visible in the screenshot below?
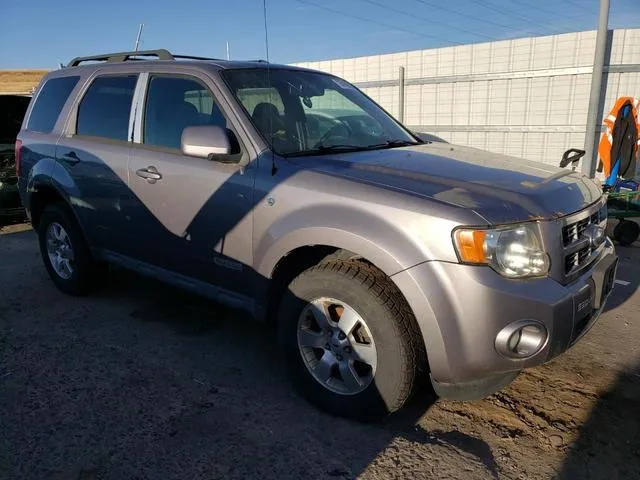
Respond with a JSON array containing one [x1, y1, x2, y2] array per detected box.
[[1, 0, 639, 69]]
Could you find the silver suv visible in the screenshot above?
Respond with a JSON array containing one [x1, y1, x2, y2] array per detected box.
[[16, 49, 618, 421]]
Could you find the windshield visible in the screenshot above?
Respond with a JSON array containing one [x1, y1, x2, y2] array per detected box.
[[222, 68, 419, 156]]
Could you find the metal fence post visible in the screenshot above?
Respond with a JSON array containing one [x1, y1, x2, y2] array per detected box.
[[398, 66, 405, 124], [582, 0, 610, 178]]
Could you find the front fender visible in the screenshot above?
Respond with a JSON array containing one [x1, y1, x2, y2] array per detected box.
[[254, 205, 449, 382], [254, 205, 431, 279], [256, 225, 406, 279]]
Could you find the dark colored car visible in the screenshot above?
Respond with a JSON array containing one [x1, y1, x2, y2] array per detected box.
[[0, 94, 31, 224]]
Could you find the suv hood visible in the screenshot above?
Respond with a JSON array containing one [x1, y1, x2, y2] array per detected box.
[[307, 142, 602, 224]]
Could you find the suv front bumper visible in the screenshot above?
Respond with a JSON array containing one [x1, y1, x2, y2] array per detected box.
[[391, 237, 618, 400]]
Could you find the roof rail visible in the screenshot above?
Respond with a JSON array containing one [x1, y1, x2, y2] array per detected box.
[[67, 49, 174, 67], [172, 54, 225, 61], [66, 49, 225, 68]]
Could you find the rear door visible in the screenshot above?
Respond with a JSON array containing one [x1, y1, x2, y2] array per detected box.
[[127, 70, 258, 297], [55, 73, 138, 254]]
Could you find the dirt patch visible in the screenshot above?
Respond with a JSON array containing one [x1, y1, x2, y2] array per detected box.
[[0, 70, 47, 94], [0, 222, 32, 235], [0, 230, 639, 480]]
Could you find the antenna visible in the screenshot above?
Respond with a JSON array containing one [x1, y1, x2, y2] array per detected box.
[[134, 23, 144, 52], [263, 0, 277, 175], [226, 41, 230, 60], [263, 1, 270, 63]]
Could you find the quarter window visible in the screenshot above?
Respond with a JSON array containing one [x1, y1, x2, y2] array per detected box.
[[27, 76, 80, 133], [76, 75, 137, 141]]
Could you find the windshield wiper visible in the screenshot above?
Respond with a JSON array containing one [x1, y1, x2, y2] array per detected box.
[[284, 140, 419, 158], [285, 144, 373, 157], [372, 139, 418, 148]]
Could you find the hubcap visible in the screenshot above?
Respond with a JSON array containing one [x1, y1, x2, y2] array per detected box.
[[46, 222, 75, 280], [297, 297, 378, 395]]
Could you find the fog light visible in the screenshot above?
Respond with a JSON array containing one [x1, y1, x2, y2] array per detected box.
[[495, 320, 548, 359]]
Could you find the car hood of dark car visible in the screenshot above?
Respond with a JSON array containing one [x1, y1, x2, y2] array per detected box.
[[306, 142, 602, 224]]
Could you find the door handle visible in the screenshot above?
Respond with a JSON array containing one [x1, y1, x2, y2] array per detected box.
[[136, 166, 162, 184], [60, 151, 80, 165]]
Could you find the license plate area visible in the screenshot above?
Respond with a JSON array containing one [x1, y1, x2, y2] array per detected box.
[[589, 254, 618, 310]]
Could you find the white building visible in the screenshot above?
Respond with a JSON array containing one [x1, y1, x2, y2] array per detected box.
[[293, 28, 640, 168]]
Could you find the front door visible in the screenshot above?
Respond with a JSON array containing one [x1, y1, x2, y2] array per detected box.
[[126, 72, 257, 298]]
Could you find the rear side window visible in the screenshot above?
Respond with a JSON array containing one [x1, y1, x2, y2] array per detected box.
[[76, 75, 137, 141], [27, 76, 80, 133]]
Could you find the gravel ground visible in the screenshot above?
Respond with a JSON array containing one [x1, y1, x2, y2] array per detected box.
[[1, 223, 639, 480]]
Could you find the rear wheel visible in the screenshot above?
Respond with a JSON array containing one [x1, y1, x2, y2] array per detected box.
[[278, 260, 424, 422], [38, 203, 106, 295], [613, 220, 640, 246]]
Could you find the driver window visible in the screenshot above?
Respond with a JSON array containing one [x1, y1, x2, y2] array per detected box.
[[144, 75, 229, 150]]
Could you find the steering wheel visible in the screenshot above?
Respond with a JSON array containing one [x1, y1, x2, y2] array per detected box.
[[314, 120, 353, 148]]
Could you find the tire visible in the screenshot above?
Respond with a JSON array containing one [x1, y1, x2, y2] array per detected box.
[[38, 203, 106, 295], [613, 220, 640, 247], [278, 260, 424, 422]]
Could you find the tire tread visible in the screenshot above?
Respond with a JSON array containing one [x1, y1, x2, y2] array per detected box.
[[288, 259, 425, 413]]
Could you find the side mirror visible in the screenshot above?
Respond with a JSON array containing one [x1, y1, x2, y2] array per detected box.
[[181, 125, 232, 161]]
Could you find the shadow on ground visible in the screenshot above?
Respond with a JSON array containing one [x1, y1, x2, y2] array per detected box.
[[101, 268, 502, 479], [0, 249, 502, 479], [557, 361, 640, 480]]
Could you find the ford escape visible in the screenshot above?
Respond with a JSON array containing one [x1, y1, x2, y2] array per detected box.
[[16, 49, 618, 421]]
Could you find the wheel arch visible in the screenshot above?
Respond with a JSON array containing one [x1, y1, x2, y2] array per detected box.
[[29, 183, 69, 231], [25, 155, 85, 231], [257, 223, 410, 319], [256, 226, 412, 281], [28, 178, 90, 249], [261, 239, 436, 379]]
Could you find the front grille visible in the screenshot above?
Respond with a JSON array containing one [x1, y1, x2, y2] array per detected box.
[[562, 211, 601, 246], [564, 248, 591, 273], [561, 202, 607, 277]]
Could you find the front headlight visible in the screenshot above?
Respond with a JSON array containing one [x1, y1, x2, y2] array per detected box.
[[453, 223, 550, 278]]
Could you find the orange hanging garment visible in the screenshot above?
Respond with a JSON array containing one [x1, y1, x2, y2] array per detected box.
[[597, 96, 640, 179]]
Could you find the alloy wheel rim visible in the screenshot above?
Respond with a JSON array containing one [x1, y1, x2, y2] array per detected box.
[[46, 222, 75, 280], [297, 297, 377, 395]]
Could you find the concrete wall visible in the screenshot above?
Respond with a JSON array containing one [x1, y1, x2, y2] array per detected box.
[[292, 29, 640, 168]]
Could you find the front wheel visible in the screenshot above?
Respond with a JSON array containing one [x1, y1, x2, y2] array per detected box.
[[38, 203, 106, 295], [278, 260, 424, 422]]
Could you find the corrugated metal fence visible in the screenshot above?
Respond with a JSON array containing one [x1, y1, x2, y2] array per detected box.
[[292, 29, 640, 169]]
